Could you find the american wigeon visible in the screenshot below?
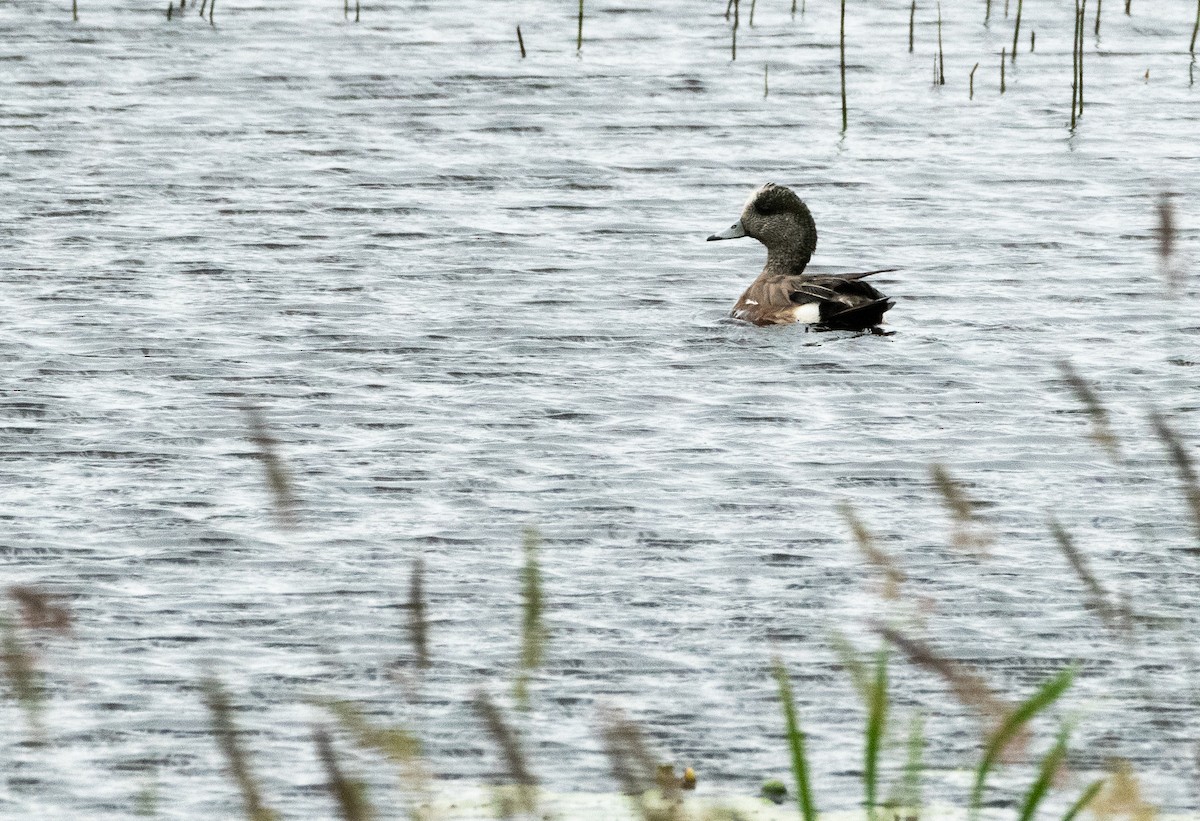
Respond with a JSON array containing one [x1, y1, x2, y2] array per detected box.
[[708, 183, 895, 330]]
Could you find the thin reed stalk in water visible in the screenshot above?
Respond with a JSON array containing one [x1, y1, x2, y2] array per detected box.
[[1031, 30, 1035, 51], [1049, 518, 1124, 630], [749, 0, 756, 26], [514, 527, 547, 707], [1124, 0, 1130, 14], [72, 0, 77, 20], [314, 728, 374, 821], [1, 618, 44, 739], [929, 463, 992, 552], [1157, 192, 1180, 294], [354, 0, 359, 23], [764, 64, 769, 97], [198, 0, 206, 17], [772, 657, 817, 821], [985, 0, 991, 24], [1001, 47, 1006, 92], [201, 676, 279, 821], [167, 3, 172, 19], [792, 0, 796, 17], [1056, 360, 1120, 460], [577, 0, 583, 51], [838, 502, 906, 599], [1011, 0, 1022, 61], [970, 62, 979, 98], [839, 0, 847, 131], [407, 557, 429, 669], [598, 706, 678, 816], [516, 25, 526, 58], [1072, 0, 1081, 127], [1095, 0, 1102, 35], [936, 4, 945, 84], [874, 625, 1009, 723], [1080, 0, 1089, 112], [209, 0, 214, 25], [472, 692, 538, 813], [243, 406, 298, 529], [726, 0, 733, 20], [1148, 410, 1200, 545], [1191, 0, 1199, 54], [909, 1, 915, 52], [969, 666, 1076, 820], [732, 0, 739, 61]]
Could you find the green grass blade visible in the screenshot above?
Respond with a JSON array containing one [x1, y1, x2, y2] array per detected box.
[[888, 712, 925, 811], [970, 666, 1076, 818], [772, 656, 817, 821], [864, 649, 889, 820], [1017, 726, 1069, 821], [1061, 779, 1104, 821]]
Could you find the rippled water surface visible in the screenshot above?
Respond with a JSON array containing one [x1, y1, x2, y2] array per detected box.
[[3, 0, 1200, 816]]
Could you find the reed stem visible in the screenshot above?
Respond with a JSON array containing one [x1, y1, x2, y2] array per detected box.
[[749, 0, 756, 27], [936, 3, 945, 84], [764, 63, 769, 97], [72, 0, 77, 20], [1075, 0, 1084, 126], [732, 0, 739, 61], [1191, 0, 1199, 54], [1010, 0, 1022, 61], [840, 0, 847, 131], [1000, 47, 1006, 92], [517, 25, 526, 58], [1031, 30, 1035, 51], [1095, 0, 1102, 35], [909, 1, 915, 52], [577, 0, 583, 51], [970, 62, 979, 99], [1078, 0, 1086, 112]]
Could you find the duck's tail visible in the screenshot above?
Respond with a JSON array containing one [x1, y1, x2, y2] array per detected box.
[[821, 297, 894, 330]]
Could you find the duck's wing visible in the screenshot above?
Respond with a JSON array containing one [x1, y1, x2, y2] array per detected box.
[[786, 273, 894, 329], [827, 267, 898, 280]]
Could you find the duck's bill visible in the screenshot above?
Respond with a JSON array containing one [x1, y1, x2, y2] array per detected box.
[[707, 220, 746, 241]]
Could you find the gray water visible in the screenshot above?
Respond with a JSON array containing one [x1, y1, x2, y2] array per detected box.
[[2, 0, 1199, 816]]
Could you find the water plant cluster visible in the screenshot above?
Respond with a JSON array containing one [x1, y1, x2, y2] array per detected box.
[[2, 360, 1197, 818]]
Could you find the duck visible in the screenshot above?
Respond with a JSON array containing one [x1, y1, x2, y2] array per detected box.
[[708, 182, 895, 330]]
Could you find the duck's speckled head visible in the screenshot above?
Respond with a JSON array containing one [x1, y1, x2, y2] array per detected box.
[[708, 182, 819, 272]]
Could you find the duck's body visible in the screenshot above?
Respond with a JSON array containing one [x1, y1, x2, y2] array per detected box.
[[709, 183, 894, 330]]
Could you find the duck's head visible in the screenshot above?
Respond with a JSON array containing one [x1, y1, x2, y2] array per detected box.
[[707, 182, 818, 270]]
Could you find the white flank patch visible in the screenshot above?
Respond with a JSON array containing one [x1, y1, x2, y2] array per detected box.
[[743, 299, 758, 306], [791, 302, 822, 324]]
